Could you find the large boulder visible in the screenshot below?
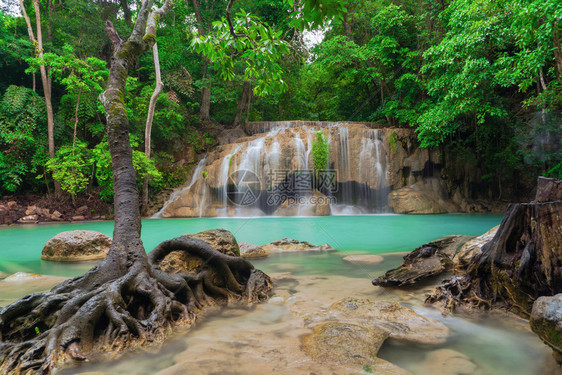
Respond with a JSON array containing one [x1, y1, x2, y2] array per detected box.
[[530, 294, 562, 363], [41, 230, 112, 262], [156, 229, 240, 274], [373, 235, 474, 287], [261, 238, 336, 253]]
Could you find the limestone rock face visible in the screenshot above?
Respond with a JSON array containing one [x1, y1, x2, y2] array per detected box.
[[261, 238, 336, 253], [373, 235, 474, 287], [389, 178, 459, 214], [530, 294, 562, 363], [41, 230, 111, 262], [239, 242, 269, 258], [156, 229, 240, 274]]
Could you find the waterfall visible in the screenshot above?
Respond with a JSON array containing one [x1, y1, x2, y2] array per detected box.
[[157, 122, 393, 217], [218, 146, 241, 215], [153, 157, 206, 218]]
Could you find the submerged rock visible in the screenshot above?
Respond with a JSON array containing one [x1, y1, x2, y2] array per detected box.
[[239, 242, 269, 258], [3, 272, 41, 281], [326, 297, 449, 345], [41, 230, 112, 262], [417, 349, 483, 375], [261, 238, 336, 253], [372, 235, 473, 287], [301, 321, 389, 365], [530, 294, 562, 363], [342, 254, 384, 264]]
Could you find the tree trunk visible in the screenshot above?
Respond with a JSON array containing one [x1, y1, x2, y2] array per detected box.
[[0, 3, 271, 374], [427, 177, 562, 316], [232, 81, 252, 128], [199, 61, 212, 124], [142, 42, 164, 214], [191, 0, 212, 124], [553, 21, 562, 85]]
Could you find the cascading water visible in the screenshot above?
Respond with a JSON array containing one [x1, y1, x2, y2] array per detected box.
[[158, 122, 392, 217], [153, 157, 206, 217]]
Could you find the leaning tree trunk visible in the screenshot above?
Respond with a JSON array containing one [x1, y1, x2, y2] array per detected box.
[[427, 177, 562, 315], [0, 2, 271, 374]]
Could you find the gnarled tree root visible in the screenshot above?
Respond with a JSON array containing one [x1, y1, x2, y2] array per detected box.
[[0, 237, 272, 374]]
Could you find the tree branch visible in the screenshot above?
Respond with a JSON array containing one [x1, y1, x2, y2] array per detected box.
[[105, 20, 123, 49]]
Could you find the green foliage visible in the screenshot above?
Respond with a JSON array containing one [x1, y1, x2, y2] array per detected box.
[[46, 142, 92, 198], [388, 129, 397, 153], [190, 9, 290, 96], [311, 131, 329, 173], [0, 85, 47, 193], [91, 136, 162, 202]]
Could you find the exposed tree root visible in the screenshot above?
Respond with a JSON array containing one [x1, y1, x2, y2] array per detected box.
[[0, 237, 272, 374]]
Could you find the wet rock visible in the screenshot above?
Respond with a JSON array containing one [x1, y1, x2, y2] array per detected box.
[[25, 205, 38, 215], [273, 190, 331, 216], [157, 229, 240, 274], [17, 215, 39, 223], [76, 205, 89, 214], [261, 238, 336, 253], [373, 235, 474, 287], [239, 242, 269, 258], [301, 321, 389, 365], [417, 349, 483, 375], [50, 210, 63, 221], [71, 215, 85, 221], [530, 294, 562, 363], [453, 226, 499, 269], [41, 230, 112, 262], [326, 297, 449, 345], [342, 254, 384, 264]]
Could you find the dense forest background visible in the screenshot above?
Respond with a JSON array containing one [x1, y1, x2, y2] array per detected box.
[[0, 0, 560, 205]]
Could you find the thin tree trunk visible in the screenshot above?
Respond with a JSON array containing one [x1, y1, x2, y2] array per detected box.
[[191, 0, 211, 124], [233, 81, 252, 128], [19, 0, 59, 195], [72, 87, 82, 149], [142, 42, 164, 213], [553, 21, 562, 85], [199, 61, 212, 123]]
